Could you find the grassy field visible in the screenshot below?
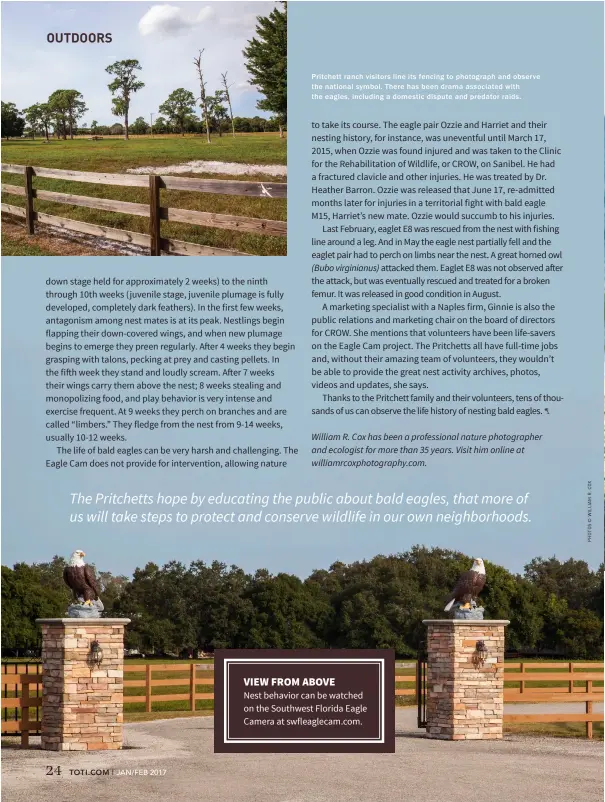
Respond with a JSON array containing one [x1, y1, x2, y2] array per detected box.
[[2, 134, 287, 171], [1, 134, 287, 256]]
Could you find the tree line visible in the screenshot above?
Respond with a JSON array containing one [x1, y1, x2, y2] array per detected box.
[[1, 4, 286, 141], [2, 547, 602, 660]]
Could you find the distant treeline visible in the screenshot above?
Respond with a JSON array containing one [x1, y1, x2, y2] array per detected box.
[[2, 547, 602, 659], [2, 99, 283, 140], [79, 116, 285, 137]]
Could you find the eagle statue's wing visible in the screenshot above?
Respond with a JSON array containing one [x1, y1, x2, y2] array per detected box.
[[63, 565, 71, 589], [83, 564, 100, 597], [444, 569, 477, 610]]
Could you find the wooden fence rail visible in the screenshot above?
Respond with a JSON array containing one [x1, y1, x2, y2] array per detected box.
[[503, 662, 604, 738], [3, 661, 602, 745], [1, 674, 42, 747], [123, 663, 214, 712], [1, 163, 287, 256]]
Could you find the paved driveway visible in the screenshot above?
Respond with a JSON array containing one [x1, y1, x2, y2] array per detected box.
[[2, 709, 602, 802]]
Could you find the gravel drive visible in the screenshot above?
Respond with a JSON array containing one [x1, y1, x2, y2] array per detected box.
[[3, 709, 602, 802]]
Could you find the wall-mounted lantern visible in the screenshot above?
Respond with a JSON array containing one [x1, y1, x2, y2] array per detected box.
[[88, 640, 104, 667], [473, 640, 488, 668]]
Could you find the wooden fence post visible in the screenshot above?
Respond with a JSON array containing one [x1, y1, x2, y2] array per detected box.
[[568, 661, 574, 694], [586, 679, 593, 739], [21, 680, 29, 748], [24, 165, 35, 235], [190, 664, 196, 712], [519, 662, 524, 694], [145, 664, 152, 713], [149, 175, 161, 256]]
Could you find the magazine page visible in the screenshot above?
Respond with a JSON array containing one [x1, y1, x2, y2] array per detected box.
[[1, 1, 603, 800]]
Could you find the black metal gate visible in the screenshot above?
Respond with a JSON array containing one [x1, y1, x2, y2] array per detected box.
[[416, 642, 427, 728]]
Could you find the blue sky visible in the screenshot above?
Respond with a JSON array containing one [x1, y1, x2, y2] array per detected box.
[[1, 2, 278, 124]]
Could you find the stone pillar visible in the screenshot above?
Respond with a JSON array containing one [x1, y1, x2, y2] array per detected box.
[[36, 618, 130, 751], [422, 619, 509, 741]]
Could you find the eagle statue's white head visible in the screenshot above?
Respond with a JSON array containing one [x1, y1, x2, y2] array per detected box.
[[69, 550, 86, 567], [471, 557, 486, 575]]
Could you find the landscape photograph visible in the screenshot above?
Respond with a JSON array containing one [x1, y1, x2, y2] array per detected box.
[[0, 2, 287, 257]]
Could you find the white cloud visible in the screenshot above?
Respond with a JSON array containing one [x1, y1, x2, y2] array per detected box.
[[138, 5, 214, 38], [219, 13, 259, 30], [196, 7, 215, 24], [234, 80, 255, 94]]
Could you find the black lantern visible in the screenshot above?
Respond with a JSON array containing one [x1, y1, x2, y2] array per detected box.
[[89, 640, 104, 667], [473, 640, 488, 668]]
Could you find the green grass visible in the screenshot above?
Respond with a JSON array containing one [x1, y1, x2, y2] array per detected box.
[[1, 134, 287, 256], [1, 237, 54, 256], [504, 722, 604, 739], [504, 662, 603, 690], [2, 134, 287, 171], [125, 709, 213, 723]]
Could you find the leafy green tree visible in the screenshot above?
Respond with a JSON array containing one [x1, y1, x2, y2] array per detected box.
[[186, 561, 253, 649], [1, 562, 69, 654], [130, 116, 149, 135], [47, 90, 87, 139], [38, 103, 52, 140], [183, 115, 200, 134], [158, 88, 197, 135], [524, 557, 601, 610], [23, 104, 43, 138], [243, 3, 287, 137], [206, 91, 229, 136], [241, 571, 328, 648], [47, 90, 69, 138], [106, 59, 144, 140], [1, 101, 25, 139], [115, 562, 197, 654], [558, 608, 603, 659], [233, 116, 252, 133], [90, 119, 98, 134], [152, 115, 169, 134], [63, 90, 87, 138]]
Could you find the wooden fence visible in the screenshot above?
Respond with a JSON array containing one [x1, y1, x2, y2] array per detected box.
[[503, 662, 603, 738], [0, 163, 287, 256], [2, 665, 42, 747], [123, 662, 214, 712], [3, 661, 603, 746]]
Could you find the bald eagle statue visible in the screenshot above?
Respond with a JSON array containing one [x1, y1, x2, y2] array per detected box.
[[63, 550, 100, 606], [444, 558, 486, 613]]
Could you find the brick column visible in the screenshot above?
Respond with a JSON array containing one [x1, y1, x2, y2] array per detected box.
[[36, 618, 130, 751], [422, 619, 509, 740]]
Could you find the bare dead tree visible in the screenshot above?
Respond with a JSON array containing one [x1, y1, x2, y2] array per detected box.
[[221, 72, 236, 138], [194, 49, 211, 143]]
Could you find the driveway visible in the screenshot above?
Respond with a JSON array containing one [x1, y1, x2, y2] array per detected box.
[[2, 709, 602, 802]]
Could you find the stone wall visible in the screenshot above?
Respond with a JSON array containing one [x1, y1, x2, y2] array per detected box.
[[37, 618, 129, 751], [423, 620, 509, 740]]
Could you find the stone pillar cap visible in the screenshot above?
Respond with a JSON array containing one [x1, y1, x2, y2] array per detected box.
[[36, 618, 131, 625], [422, 619, 510, 625]]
